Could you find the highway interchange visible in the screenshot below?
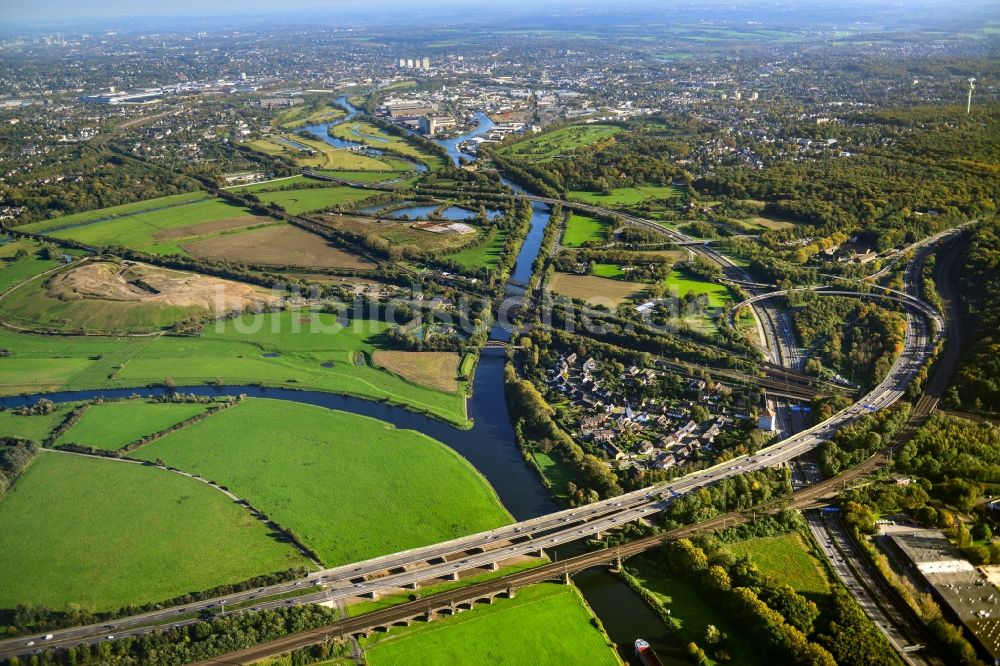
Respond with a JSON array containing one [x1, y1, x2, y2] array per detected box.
[[0, 198, 953, 662]]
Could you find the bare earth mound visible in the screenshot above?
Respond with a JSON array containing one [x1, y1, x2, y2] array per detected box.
[[47, 261, 280, 312], [373, 351, 462, 393], [183, 225, 374, 269], [549, 272, 647, 308], [153, 216, 273, 241]]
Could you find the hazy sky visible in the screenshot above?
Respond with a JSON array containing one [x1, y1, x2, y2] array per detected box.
[[0, 0, 979, 26], [5, 0, 523, 23]]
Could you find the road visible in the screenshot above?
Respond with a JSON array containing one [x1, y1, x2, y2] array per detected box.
[[0, 265, 938, 660], [806, 511, 942, 666], [0, 199, 955, 662]]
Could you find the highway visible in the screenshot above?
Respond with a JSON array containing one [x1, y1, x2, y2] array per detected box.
[[0, 267, 939, 660], [806, 511, 943, 666], [0, 199, 955, 662]]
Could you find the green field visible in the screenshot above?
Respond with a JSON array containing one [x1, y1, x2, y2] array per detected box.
[[134, 399, 511, 565], [0, 403, 77, 441], [0, 312, 468, 426], [562, 214, 609, 247], [630, 556, 766, 666], [271, 104, 346, 129], [591, 263, 627, 279], [664, 268, 732, 308], [327, 122, 447, 171], [568, 186, 681, 206], [230, 175, 314, 192], [446, 227, 510, 271], [18, 192, 210, 235], [726, 533, 830, 597], [251, 186, 379, 215], [362, 584, 621, 666], [0, 452, 309, 610], [245, 134, 403, 172], [56, 401, 214, 450], [499, 125, 622, 162], [0, 328, 159, 395], [0, 239, 63, 294], [23, 196, 273, 256]]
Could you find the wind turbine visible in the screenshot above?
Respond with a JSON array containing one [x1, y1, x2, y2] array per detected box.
[[967, 78, 976, 114]]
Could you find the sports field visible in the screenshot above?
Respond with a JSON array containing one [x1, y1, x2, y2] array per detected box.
[[568, 186, 681, 206], [499, 124, 621, 162], [134, 399, 511, 565], [549, 272, 646, 308], [55, 401, 214, 450], [362, 584, 621, 666], [561, 213, 608, 247], [0, 452, 309, 610]]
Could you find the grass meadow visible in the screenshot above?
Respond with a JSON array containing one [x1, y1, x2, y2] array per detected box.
[[133, 399, 511, 566], [18, 192, 211, 235], [445, 226, 510, 270], [0, 311, 468, 426], [665, 268, 732, 308], [568, 185, 681, 206], [725, 533, 830, 597], [25, 196, 273, 256], [250, 186, 380, 215], [0, 452, 309, 610], [499, 125, 621, 162], [0, 402, 78, 441], [362, 584, 621, 666], [55, 401, 214, 450], [561, 213, 609, 247]]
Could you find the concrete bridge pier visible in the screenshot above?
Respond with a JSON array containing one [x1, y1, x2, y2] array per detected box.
[[447, 571, 460, 581], [531, 548, 545, 558], [486, 561, 499, 571], [404, 581, 419, 590], [561, 571, 571, 585], [505, 587, 516, 599]]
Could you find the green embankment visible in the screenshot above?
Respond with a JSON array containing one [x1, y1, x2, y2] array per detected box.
[[134, 399, 511, 565], [362, 583, 622, 666]]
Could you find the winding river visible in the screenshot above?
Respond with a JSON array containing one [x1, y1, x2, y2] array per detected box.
[[0, 102, 674, 662]]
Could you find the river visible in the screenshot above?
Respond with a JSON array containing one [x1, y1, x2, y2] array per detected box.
[[0, 100, 671, 663]]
